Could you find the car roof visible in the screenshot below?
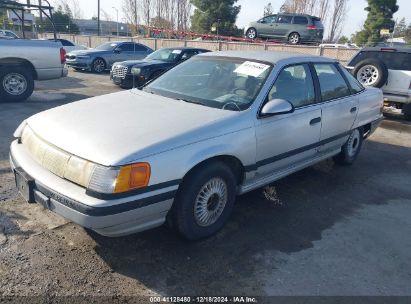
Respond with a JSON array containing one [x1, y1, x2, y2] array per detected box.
[[361, 47, 411, 53], [265, 13, 318, 18], [199, 51, 335, 65], [159, 47, 209, 51]]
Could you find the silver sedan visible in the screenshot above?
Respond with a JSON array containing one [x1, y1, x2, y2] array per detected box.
[[10, 51, 383, 240]]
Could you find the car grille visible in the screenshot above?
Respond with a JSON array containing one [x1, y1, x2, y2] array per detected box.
[[112, 65, 128, 79], [21, 126, 95, 188]]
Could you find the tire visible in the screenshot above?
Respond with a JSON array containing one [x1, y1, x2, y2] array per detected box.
[[246, 28, 257, 40], [288, 32, 300, 45], [0, 66, 34, 102], [353, 59, 388, 88], [172, 161, 237, 241], [333, 128, 364, 166], [91, 58, 106, 73], [403, 103, 411, 121]]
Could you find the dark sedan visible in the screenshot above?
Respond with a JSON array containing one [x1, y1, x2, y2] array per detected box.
[[110, 47, 210, 89]]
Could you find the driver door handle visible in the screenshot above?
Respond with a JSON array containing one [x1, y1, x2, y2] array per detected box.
[[310, 117, 321, 125]]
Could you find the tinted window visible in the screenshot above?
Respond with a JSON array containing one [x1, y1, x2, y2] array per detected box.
[[339, 65, 364, 94], [269, 64, 315, 108], [313, 18, 323, 27], [314, 64, 351, 101], [277, 15, 292, 24], [349, 51, 411, 71], [293, 16, 308, 25], [117, 43, 147, 52], [181, 50, 200, 60]]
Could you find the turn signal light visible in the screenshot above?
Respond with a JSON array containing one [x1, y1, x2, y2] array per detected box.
[[114, 163, 151, 193]]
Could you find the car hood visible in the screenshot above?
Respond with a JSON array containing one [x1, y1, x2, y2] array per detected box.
[[116, 59, 171, 68], [25, 90, 240, 166]]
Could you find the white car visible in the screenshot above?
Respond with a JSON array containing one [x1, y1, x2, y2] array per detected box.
[[346, 47, 411, 120], [48, 38, 88, 53], [10, 51, 383, 240]]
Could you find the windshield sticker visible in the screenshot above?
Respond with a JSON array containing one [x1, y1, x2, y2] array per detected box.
[[234, 61, 270, 77], [172, 50, 182, 54]]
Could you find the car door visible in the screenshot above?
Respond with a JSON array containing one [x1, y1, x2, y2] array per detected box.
[[313, 63, 359, 153], [113, 42, 136, 62], [273, 15, 293, 38], [257, 15, 277, 37], [255, 63, 322, 178]]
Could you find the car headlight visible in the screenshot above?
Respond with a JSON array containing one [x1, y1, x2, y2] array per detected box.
[[88, 162, 151, 194], [131, 67, 141, 75]]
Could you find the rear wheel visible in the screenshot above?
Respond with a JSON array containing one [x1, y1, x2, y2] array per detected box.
[[172, 161, 237, 240], [0, 66, 34, 102], [246, 28, 257, 40], [403, 104, 411, 121], [91, 58, 106, 73], [333, 128, 364, 165], [288, 32, 300, 45]]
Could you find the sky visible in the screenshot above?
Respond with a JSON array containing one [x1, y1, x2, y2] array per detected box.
[[49, 0, 411, 37]]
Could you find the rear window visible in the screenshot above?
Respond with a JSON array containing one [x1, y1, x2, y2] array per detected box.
[[293, 16, 308, 25], [312, 18, 323, 27], [349, 51, 411, 71]]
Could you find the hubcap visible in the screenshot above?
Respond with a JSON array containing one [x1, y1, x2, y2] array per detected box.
[[347, 129, 361, 157], [94, 60, 105, 72], [3, 73, 27, 95], [289, 34, 299, 44], [357, 65, 379, 86], [247, 29, 256, 39], [194, 177, 228, 227]]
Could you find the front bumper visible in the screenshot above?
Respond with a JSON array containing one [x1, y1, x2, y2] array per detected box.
[[66, 59, 92, 70], [383, 92, 411, 105], [110, 73, 145, 89], [9, 140, 176, 237]]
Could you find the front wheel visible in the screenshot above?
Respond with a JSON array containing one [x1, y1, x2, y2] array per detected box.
[[333, 128, 364, 165], [0, 67, 34, 102], [91, 58, 106, 73], [246, 28, 257, 40], [172, 162, 237, 240], [288, 32, 300, 45]]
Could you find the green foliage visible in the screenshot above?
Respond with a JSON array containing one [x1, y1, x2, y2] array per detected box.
[[356, 0, 399, 45], [338, 35, 349, 44], [190, 0, 241, 36], [42, 5, 79, 33]]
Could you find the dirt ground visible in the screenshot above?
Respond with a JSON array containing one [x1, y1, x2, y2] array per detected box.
[[1, 71, 411, 301]]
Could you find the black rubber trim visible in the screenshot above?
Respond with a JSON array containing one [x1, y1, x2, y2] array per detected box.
[[245, 131, 351, 172], [86, 179, 181, 200], [35, 182, 176, 217]]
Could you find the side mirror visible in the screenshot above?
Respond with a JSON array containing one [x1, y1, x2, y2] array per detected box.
[[260, 99, 294, 117]]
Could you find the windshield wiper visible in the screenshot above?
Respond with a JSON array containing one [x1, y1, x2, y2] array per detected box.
[[176, 98, 205, 106]]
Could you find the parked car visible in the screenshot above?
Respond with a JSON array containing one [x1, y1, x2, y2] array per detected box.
[[48, 38, 88, 53], [0, 29, 19, 39], [111, 47, 210, 89], [65, 41, 153, 73], [346, 47, 411, 120], [10, 51, 383, 240], [245, 13, 324, 45], [320, 43, 359, 49], [0, 39, 67, 102]]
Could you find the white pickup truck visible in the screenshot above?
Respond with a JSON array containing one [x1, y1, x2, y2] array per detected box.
[[0, 39, 68, 102]]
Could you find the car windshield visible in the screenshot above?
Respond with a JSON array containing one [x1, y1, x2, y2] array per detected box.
[[95, 42, 118, 50], [146, 49, 182, 62], [144, 56, 272, 111]]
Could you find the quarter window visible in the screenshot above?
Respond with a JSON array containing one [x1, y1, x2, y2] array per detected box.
[[339, 65, 364, 94], [293, 16, 308, 25], [314, 63, 351, 101], [268, 64, 315, 108]]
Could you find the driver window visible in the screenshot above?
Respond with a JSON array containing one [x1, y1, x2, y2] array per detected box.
[[268, 64, 315, 108], [262, 15, 276, 24]]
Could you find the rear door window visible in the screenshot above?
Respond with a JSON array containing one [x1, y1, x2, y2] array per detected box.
[[293, 16, 308, 25], [277, 15, 292, 24], [349, 51, 411, 71], [314, 63, 351, 101]]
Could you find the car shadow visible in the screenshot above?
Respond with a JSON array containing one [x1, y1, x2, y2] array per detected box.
[[89, 140, 411, 296]]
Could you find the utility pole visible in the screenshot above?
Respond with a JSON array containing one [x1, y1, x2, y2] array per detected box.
[[97, 0, 100, 36]]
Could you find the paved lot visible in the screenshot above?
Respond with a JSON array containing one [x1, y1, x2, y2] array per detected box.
[[1, 71, 411, 299]]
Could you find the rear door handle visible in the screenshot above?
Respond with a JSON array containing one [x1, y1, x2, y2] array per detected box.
[[310, 117, 321, 125], [350, 107, 357, 113]]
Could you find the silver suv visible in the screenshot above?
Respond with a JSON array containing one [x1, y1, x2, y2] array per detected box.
[[245, 14, 324, 45], [346, 47, 411, 120]]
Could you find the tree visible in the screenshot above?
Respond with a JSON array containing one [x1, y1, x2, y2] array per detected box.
[[43, 5, 79, 33], [190, 0, 241, 36], [356, 0, 399, 45], [394, 17, 407, 37], [338, 35, 349, 43], [264, 2, 274, 16], [327, 0, 347, 42]]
